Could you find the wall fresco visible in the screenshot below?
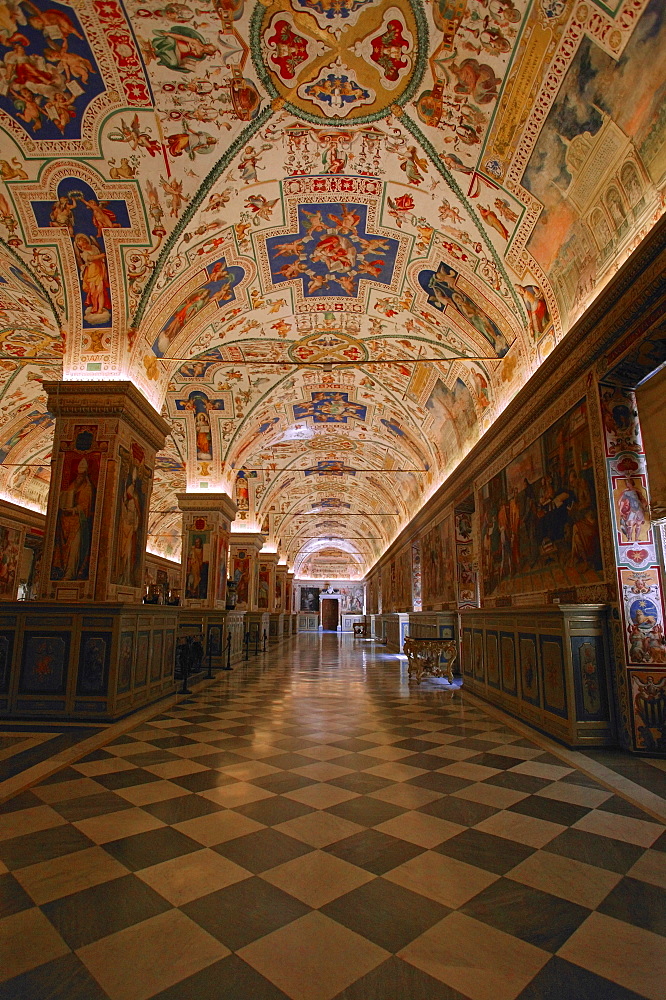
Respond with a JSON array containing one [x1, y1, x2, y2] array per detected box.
[[480, 398, 604, 600]]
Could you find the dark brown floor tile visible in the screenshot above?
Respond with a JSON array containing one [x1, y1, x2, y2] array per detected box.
[[515, 956, 647, 1000], [271, 738, 318, 751], [0, 953, 111, 1000], [471, 752, 525, 771], [0, 871, 34, 918], [434, 828, 535, 874], [448, 737, 498, 750], [169, 770, 238, 792], [407, 772, 472, 794], [321, 877, 448, 951], [508, 795, 590, 827], [651, 830, 666, 852], [331, 956, 468, 1000], [401, 753, 451, 771], [233, 796, 315, 827], [42, 873, 171, 948], [213, 828, 313, 873], [544, 828, 644, 874], [559, 770, 606, 789], [394, 738, 444, 752], [249, 772, 316, 794], [329, 738, 378, 752], [596, 795, 658, 821], [103, 826, 202, 871], [192, 750, 250, 767], [146, 735, 198, 749], [325, 829, 424, 875], [261, 752, 320, 770], [326, 796, 406, 827], [485, 771, 551, 793], [124, 750, 180, 767], [328, 773, 393, 794], [461, 877, 589, 952], [93, 768, 161, 790], [330, 753, 380, 770], [0, 824, 95, 870], [182, 877, 310, 950], [597, 875, 666, 936], [150, 955, 291, 1000], [52, 791, 134, 822], [38, 766, 85, 785], [0, 790, 42, 813], [142, 793, 225, 825], [418, 796, 497, 826]]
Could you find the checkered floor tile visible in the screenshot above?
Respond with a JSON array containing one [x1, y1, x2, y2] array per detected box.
[[0, 634, 664, 1000]]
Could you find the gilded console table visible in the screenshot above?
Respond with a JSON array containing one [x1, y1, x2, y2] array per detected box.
[[404, 637, 458, 684]]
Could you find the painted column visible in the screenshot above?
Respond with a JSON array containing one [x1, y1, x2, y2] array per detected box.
[[41, 381, 169, 603], [228, 533, 265, 612], [177, 493, 236, 609]]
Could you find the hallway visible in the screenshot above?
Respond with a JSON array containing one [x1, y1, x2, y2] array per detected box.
[[1, 634, 665, 1000]]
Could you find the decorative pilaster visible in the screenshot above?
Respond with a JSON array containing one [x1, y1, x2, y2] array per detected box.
[[177, 493, 236, 609], [228, 533, 265, 612], [41, 382, 169, 603]]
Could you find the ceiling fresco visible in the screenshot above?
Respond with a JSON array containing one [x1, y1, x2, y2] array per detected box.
[[0, 0, 663, 578]]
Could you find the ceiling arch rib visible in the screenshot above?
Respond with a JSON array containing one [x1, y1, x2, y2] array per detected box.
[[0, 0, 662, 577]]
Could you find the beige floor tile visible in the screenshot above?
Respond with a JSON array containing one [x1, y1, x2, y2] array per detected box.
[[173, 810, 265, 846], [375, 811, 466, 848], [199, 782, 274, 808], [572, 809, 663, 848], [0, 907, 69, 983], [510, 761, 574, 781], [148, 719, 185, 729], [137, 847, 250, 905], [359, 745, 415, 761], [34, 777, 106, 804], [0, 860, 7, 874], [238, 911, 389, 1000], [292, 762, 354, 781], [0, 804, 66, 842], [275, 811, 364, 848], [15, 845, 128, 905], [384, 850, 498, 907], [438, 761, 501, 781], [115, 780, 191, 806], [283, 782, 359, 809], [363, 762, 427, 782], [218, 761, 280, 781], [74, 807, 166, 845], [142, 759, 209, 779], [412, 733, 462, 745], [507, 850, 621, 908], [368, 783, 441, 808], [230, 744, 282, 759], [399, 910, 549, 1000], [262, 849, 374, 907], [558, 912, 666, 1000], [353, 731, 403, 745], [535, 782, 612, 808], [77, 908, 229, 1000], [74, 757, 136, 776], [627, 848, 666, 889], [453, 782, 528, 809], [474, 810, 565, 848]]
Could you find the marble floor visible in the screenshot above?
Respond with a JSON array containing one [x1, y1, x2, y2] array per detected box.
[[1, 633, 665, 1000]]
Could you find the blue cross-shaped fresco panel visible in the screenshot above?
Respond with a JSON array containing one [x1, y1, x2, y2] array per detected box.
[[304, 460, 357, 476], [266, 202, 399, 298], [293, 391, 367, 424]]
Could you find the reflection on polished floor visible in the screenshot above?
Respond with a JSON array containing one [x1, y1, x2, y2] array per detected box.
[[1, 633, 665, 1000]]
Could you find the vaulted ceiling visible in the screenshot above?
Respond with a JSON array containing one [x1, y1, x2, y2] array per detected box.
[[0, 0, 664, 578]]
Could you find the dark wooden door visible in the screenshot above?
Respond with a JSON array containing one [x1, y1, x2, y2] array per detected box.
[[321, 599, 339, 630]]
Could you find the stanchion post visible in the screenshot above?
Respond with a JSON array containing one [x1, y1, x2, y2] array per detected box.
[[244, 630, 249, 661], [180, 636, 192, 694], [262, 629, 267, 653], [206, 628, 213, 679], [254, 627, 259, 656], [224, 630, 232, 670]]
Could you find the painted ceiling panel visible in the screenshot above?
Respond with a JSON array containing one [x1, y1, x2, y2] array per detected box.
[[0, 0, 663, 576]]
